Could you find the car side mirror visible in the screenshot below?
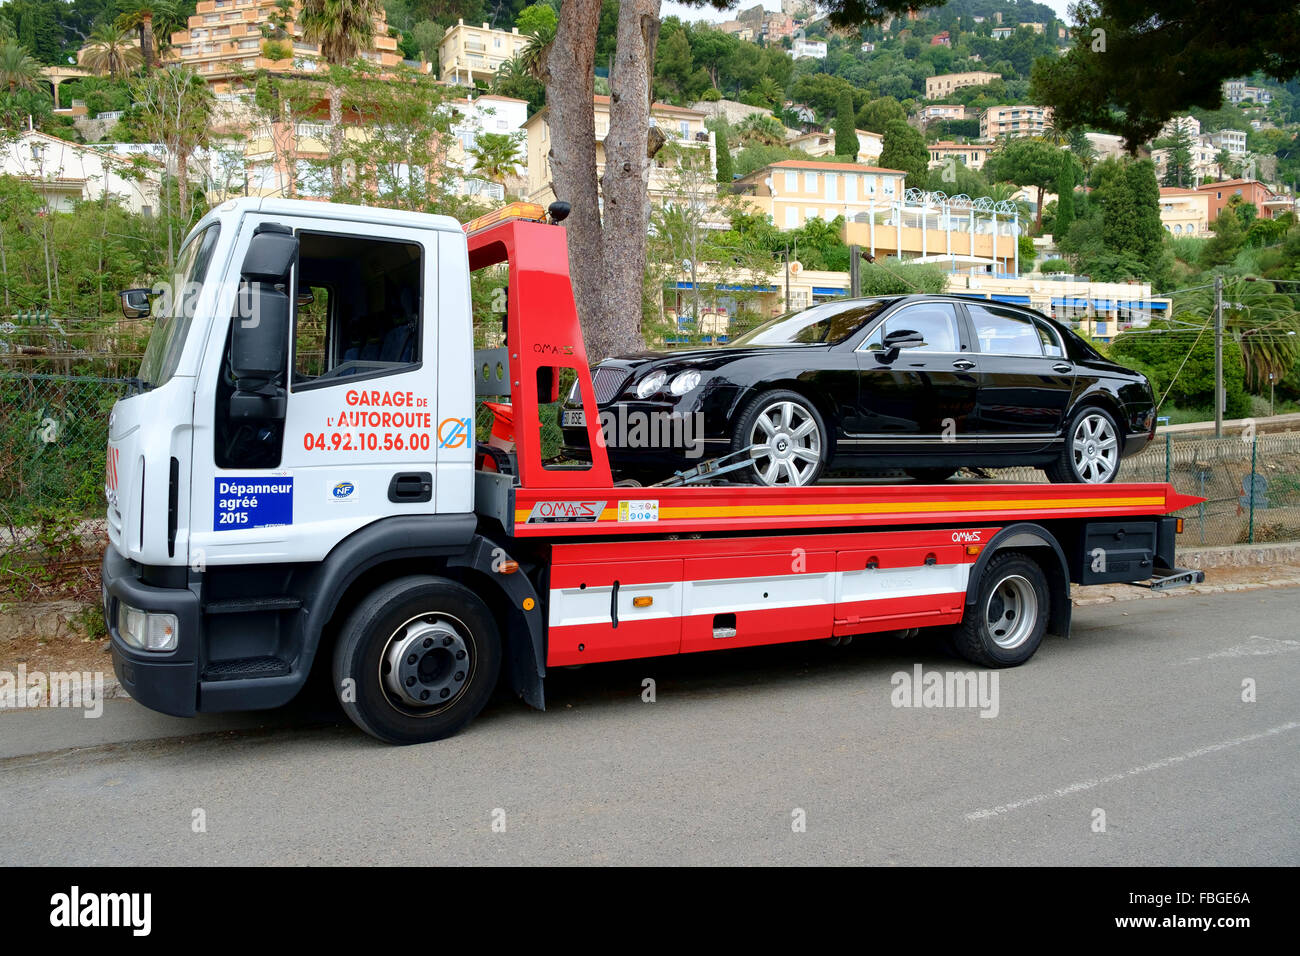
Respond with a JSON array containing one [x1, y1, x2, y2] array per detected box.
[[119, 288, 155, 319], [876, 327, 925, 363], [229, 228, 297, 418]]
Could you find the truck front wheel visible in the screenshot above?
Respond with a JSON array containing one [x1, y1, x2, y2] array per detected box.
[[951, 552, 1049, 667], [333, 576, 501, 744]]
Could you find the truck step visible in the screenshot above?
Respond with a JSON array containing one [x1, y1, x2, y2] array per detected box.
[[202, 656, 292, 681], [202, 597, 303, 615]]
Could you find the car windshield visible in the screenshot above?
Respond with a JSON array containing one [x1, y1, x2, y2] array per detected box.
[[728, 299, 893, 347], [136, 223, 221, 387]]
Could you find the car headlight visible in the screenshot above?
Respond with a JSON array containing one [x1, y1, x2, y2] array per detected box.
[[636, 371, 667, 399], [117, 603, 178, 652], [669, 370, 701, 396]]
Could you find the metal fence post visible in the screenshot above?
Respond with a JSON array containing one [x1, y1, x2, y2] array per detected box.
[[1164, 432, 1171, 483], [1248, 436, 1257, 545]]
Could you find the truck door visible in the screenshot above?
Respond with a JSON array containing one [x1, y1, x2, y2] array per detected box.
[[190, 215, 458, 567]]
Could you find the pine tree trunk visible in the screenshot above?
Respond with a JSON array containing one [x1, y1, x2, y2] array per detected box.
[[593, 0, 659, 361], [546, 0, 606, 354]]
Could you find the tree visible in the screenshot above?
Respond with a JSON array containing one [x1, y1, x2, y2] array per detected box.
[[515, 3, 557, 37], [1110, 318, 1248, 417], [469, 131, 523, 184], [1155, 118, 1195, 188], [711, 116, 733, 186], [116, 8, 158, 72], [878, 119, 927, 189], [409, 20, 442, 64], [986, 138, 1064, 232], [1032, 0, 1300, 147], [79, 25, 143, 79], [1183, 276, 1300, 388], [833, 89, 856, 159], [0, 40, 41, 93], [1054, 161, 1075, 239], [299, 0, 380, 190], [1201, 207, 1246, 267], [133, 65, 213, 235], [1096, 158, 1166, 275], [856, 95, 906, 134]]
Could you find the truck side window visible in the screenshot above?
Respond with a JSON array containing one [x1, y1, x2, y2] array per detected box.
[[292, 232, 423, 388]]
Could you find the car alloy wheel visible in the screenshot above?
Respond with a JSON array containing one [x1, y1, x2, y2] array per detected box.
[[748, 399, 823, 486], [1070, 412, 1118, 483]]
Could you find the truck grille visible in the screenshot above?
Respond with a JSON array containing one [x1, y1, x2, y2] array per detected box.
[[592, 366, 630, 405]]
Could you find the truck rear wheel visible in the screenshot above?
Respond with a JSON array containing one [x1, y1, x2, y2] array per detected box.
[[951, 552, 1049, 667], [332, 576, 501, 744]]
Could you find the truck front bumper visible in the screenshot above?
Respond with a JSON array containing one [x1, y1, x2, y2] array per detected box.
[[103, 547, 201, 717]]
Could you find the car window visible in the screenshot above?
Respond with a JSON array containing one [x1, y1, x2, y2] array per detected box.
[[728, 299, 892, 347], [1033, 318, 1065, 357], [968, 304, 1043, 356], [862, 303, 960, 352]]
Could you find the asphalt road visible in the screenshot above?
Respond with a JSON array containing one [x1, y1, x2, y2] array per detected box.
[[2, 587, 1297, 866]]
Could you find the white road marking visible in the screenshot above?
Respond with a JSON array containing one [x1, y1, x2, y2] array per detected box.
[[965, 720, 1300, 821], [1175, 635, 1300, 665]]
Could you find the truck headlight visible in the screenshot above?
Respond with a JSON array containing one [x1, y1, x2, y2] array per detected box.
[[117, 603, 178, 652], [669, 370, 701, 396], [636, 371, 667, 399]]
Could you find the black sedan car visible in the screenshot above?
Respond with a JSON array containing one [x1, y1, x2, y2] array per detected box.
[[560, 294, 1157, 486]]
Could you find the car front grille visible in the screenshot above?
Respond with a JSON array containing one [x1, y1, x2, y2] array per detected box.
[[591, 366, 630, 405]]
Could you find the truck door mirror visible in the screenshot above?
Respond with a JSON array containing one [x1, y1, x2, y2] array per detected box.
[[119, 288, 154, 319], [229, 228, 297, 418]]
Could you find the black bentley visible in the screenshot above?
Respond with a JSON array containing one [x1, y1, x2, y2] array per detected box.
[[560, 294, 1157, 486]]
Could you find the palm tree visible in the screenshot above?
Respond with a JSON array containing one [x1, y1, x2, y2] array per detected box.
[[299, 0, 381, 189], [80, 25, 144, 79], [1186, 277, 1300, 388], [0, 41, 43, 94], [518, 18, 556, 80], [469, 132, 524, 184]]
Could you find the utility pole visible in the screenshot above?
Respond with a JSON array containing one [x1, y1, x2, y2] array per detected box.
[[1213, 273, 1224, 438], [784, 240, 790, 312]]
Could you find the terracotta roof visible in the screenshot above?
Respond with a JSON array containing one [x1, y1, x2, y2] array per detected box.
[[1159, 187, 1202, 195], [593, 94, 703, 116], [764, 159, 907, 175]]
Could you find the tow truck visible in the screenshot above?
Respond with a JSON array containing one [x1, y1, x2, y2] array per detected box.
[[101, 198, 1203, 744]]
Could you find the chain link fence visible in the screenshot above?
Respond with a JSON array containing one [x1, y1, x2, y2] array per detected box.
[[3, 367, 1299, 599]]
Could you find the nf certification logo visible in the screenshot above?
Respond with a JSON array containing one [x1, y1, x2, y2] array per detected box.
[[332, 481, 355, 499], [438, 417, 471, 449]]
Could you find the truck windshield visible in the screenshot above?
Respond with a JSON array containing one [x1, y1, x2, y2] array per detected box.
[[136, 223, 221, 387], [727, 298, 893, 347]]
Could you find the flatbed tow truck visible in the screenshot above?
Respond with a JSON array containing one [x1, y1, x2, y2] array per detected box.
[[101, 198, 1204, 743]]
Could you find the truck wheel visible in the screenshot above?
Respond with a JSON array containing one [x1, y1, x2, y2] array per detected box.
[[951, 552, 1049, 667], [333, 576, 501, 744]]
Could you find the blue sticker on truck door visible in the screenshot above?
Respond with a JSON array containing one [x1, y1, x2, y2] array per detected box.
[[214, 477, 293, 530]]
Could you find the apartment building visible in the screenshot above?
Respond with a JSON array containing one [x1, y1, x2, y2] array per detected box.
[[927, 141, 994, 171], [917, 103, 969, 123], [1197, 178, 1296, 221], [523, 96, 715, 206], [1223, 81, 1273, 105], [980, 104, 1052, 139], [925, 71, 999, 99], [1158, 187, 1213, 237], [785, 129, 884, 164], [735, 159, 906, 230], [1151, 136, 1222, 185], [0, 130, 163, 215], [167, 0, 401, 90], [1211, 129, 1248, 156], [792, 36, 828, 58], [438, 19, 530, 86]]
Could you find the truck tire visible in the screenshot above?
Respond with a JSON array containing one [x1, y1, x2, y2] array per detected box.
[[332, 575, 501, 744], [951, 551, 1049, 667]]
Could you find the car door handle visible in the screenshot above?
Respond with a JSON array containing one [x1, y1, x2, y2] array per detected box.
[[952, 359, 976, 370], [388, 472, 432, 503], [1052, 363, 1073, 373]]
